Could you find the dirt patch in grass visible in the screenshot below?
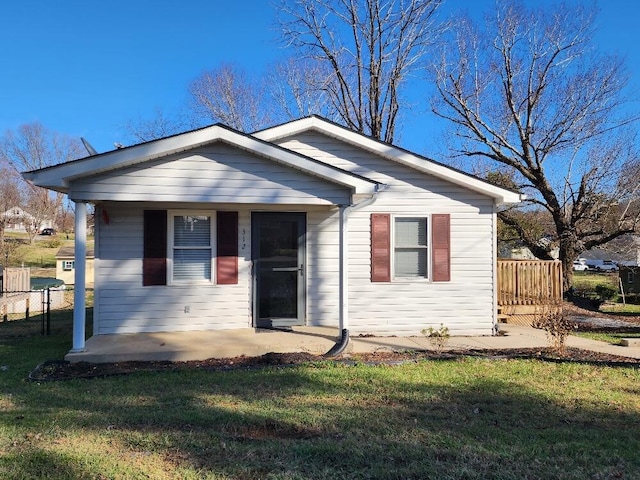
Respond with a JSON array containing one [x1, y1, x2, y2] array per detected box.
[[29, 347, 639, 382]]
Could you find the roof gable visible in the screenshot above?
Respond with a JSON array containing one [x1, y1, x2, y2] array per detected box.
[[254, 116, 522, 205], [69, 143, 357, 205], [23, 124, 378, 196]]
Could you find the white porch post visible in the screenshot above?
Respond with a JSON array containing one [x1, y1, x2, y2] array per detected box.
[[71, 201, 87, 352], [339, 205, 348, 332]]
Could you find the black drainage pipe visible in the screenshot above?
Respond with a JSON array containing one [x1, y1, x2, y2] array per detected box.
[[324, 329, 350, 357]]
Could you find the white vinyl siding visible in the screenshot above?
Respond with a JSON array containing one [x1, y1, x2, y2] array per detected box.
[[276, 132, 498, 336], [94, 202, 337, 334], [95, 203, 248, 334], [88, 130, 501, 337]]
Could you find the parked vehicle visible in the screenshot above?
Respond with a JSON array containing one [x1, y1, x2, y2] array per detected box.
[[572, 261, 589, 271], [596, 260, 618, 272], [40, 228, 56, 235]]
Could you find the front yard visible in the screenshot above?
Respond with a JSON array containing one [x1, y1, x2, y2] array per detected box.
[[1, 305, 639, 479]]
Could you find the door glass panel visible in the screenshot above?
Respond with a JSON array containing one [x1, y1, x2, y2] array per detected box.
[[259, 220, 298, 264], [253, 214, 305, 327], [258, 220, 298, 319], [258, 269, 297, 318]]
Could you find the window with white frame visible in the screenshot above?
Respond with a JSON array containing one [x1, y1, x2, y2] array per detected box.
[[169, 212, 213, 283], [62, 260, 75, 271], [394, 217, 428, 278]]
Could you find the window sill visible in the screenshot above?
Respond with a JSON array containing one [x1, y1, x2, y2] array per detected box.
[[167, 281, 216, 287], [391, 277, 430, 282]]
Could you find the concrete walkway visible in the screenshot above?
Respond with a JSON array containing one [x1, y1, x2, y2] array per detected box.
[[65, 324, 640, 363]]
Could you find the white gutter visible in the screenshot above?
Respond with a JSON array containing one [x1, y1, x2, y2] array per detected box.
[[325, 184, 389, 357]]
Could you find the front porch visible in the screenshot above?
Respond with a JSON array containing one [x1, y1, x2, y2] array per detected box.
[[63, 324, 550, 364], [65, 327, 340, 363]]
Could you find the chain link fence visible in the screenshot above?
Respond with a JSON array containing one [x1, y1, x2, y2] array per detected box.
[[0, 288, 76, 339]]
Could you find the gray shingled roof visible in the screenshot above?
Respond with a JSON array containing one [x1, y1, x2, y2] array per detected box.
[[55, 246, 95, 258]]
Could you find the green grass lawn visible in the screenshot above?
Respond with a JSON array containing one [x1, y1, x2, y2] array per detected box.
[[575, 331, 640, 345], [572, 271, 618, 290], [3, 232, 93, 269], [600, 303, 640, 315], [1, 308, 639, 478]]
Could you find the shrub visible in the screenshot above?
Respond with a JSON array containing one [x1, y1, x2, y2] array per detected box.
[[595, 284, 618, 302], [532, 303, 575, 354], [44, 238, 63, 249], [571, 274, 619, 309], [421, 324, 450, 353]]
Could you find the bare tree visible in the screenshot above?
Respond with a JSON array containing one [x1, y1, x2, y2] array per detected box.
[[278, 0, 445, 143], [122, 107, 199, 144], [0, 166, 25, 244], [432, 1, 640, 291], [23, 187, 56, 243], [266, 57, 337, 121], [1, 123, 84, 171], [56, 204, 75, 235], [188, 59, 341, 133], [0, 123, 85, 243], [188, 64, 270, 132], [126, 0, 445, 141]]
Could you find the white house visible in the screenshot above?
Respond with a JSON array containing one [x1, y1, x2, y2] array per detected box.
[[22, 116, 521, 356], [1, 206, 54, 232]]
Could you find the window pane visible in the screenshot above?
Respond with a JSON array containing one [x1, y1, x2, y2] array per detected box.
[[395, 218, 427, 247], [173, 249, 212, 281], [395, 248, 427, 277], [174, 216, 210, 247]]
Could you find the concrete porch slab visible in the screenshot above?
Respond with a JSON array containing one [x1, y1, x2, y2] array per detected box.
[[64, 324, 640, 363], [65, 327, 341, 363]]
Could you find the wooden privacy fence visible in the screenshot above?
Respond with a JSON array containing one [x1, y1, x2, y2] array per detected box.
[[497, 260, 563, 314], [1, 267, 30, 292]]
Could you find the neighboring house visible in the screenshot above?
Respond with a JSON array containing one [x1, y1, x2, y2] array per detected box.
[[579, 235, 640, 267], [22, 116, 521, 355], [55, 246, 95, 286], [506, 234, 640, 266], [501, 238, 559, 261], [505, 246, 537, 260], [1, 206, 53, 232]]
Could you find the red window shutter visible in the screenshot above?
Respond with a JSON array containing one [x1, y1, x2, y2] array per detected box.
[[143, 210, 167, 286], [371, 213, 391, 282], [432, 214, 450, 282], [216, 211, 238, 284]]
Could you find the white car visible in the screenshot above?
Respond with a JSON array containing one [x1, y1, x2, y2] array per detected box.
[[596, 260, 618, 272], [572, 261, 589, 271]]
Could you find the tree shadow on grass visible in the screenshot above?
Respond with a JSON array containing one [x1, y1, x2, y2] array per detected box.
[[0, 449, 92, 480], [4, 361, 640, 479]]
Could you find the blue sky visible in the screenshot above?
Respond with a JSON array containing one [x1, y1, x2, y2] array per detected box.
[[1, 0, 638, 156]]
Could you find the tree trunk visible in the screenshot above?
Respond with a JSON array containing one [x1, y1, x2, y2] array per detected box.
[[557, 229, 577, 295]]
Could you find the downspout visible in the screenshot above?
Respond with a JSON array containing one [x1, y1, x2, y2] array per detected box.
[[324, 184, 388, 357]]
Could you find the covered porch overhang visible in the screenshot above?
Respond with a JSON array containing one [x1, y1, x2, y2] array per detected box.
[[66, 191, 385, 357], [21, 124, 385, 359], [28, 204, 382, 359]]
